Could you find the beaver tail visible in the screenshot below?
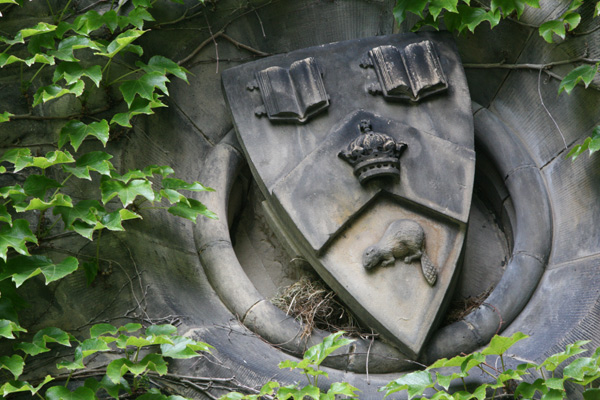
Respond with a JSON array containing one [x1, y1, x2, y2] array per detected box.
[[421, 252, 437, 286]]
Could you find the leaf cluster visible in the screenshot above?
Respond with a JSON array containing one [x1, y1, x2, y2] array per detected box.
[[0, 322, 211, 399]]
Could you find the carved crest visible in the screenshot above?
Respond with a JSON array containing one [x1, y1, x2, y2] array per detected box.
[[222, 33, 474, 359]]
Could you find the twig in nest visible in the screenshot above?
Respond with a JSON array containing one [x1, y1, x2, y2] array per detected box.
[[444, 286, 494, 325], [271, 276, 368, 338]]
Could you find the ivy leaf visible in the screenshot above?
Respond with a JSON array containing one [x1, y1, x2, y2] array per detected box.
[[303, 331, 354, 366], [49, 35, 103, 62], [101, 178, 155, 207], [140, 353, 168, 376], [0, 205, 11, 226], [0, 219, 38, 261], [428, 0, 459, 20], [138, 55, 189, 83], [563, 11, 581, 30], [0, 319, 26, 339], [14, 193, 73, 212], [0, 111, 13, 123], [101, 209, 141, 231], [103, 10, 119, 33], [380, 370, 434, 399], [90, 323, 118, 338], [457, 5, 502, 32], [160, 336, 212, 359], [0, 255, 78, 287], [30, 150, 76, 170], [54, 199, 106, 227], [45, 385, 96, 400], [118, 323, 142, 333], [119, 71, 170, 107], [584, 388, 600, 400], [0, 376, 53, 396], [33, 81, 85, 107], [62, 151, 114, 179], [162, 178, 214, 192], [119, 7, 155, 29], [490, 0, 538, 17], [53, 62, 102, 88], [596, 1, 600, 17], [58, 120, 110, 151], [567, 126, 600, 160], [168, 198, 217, 222], [72, 10, 106, 35], [0, 148, 32, 171], [392, 0, 429, 24], [559, 64, 598, 94], [563, 357, 598, 381], [14, 327, 71, 356], [146, 324, 177, 336], [539, 20, 566, 43], [0, 355, 24, 379], [110, 94, 165, 127], [23, 175, 61, 198], [95, 29, 145, 58], [482, 332, 529, 356], [27, 31, 56, 54], [539, 340, 590, 372]]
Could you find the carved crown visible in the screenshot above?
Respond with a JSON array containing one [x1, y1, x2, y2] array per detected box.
[[338, 120, 407, 184]]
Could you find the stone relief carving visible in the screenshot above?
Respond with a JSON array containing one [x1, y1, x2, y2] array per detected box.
[[362, 219, 437, 286], [247, 57, 329, 123], [361, 40, 448, 102], [338, 119, 407, 184]]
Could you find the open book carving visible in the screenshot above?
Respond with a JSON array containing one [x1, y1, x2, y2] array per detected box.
[[361, 40, 448, 102], [248, 57, 329, 123]]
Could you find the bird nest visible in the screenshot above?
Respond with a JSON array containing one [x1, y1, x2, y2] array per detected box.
[[271, 275, 370, 339]]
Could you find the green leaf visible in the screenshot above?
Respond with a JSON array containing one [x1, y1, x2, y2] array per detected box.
[[119, 71, 170, 107], [15, 327, 71, 357], [140, 353, 168, 375], [14, 193, 73, 212], [139, 55, 189, 83], [490, 0, 538, 17], [380, 370, 434, 399], [539, 20, 566, 43], [53, 62, 102, 88], [54, 199, 105, 227], [0, 355, 24, 379], [163, 178, 214, 192], [0, 148, 32, 172], [120, 7, 155, 29], [0, 255, 78, 286], [0, 205, 12, 227], [392, 0, 429, 24], [559, 64, 598, 94], [0, 111, 13, 123], [49, 35, 103, 62], [456, 5, 502, 32], [23, 175, 61, 198], [82, 260, 98, 284], [104, 10, 119, 33], [584, 388, 600, 400], [73, 10, 106, 35], [46, 385, 96, 400], [482, 332, 529, 356], [168, 198, 217, 222], [101, 178, 155, 207], [161, 336, 212, 359], [0, 220, 38, 261], [563, 357, 598, 381], [90, 323, 118, 338], [568, 126, 600, 160], [515, 379, 546, 399], [146, 324, 177, 336], [563, 11, 581, 30], [106, 358, 129, 384], [0, 319, 26, 339], [540, 340, 590, 371], [33, 81, 85, 107], [118, 322, 142, 333], [62, 151, 114, 179], [596, 1, 600, 17], [0, 375, 53, 396], [95, 29, 145, 58], [110, 94, 166, 127], [58, 120, 110, 151]]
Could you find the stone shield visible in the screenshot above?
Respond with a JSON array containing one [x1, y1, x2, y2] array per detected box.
[[222, 32, 474, 359]]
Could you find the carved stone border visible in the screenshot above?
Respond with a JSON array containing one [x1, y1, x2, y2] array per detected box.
[[193, 102, 552, 372]]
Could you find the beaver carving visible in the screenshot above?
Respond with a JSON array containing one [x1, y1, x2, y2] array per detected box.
[[362, 219, 437, 286]]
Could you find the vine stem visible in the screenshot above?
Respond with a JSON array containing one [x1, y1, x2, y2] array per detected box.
[[56, 0, 73, 23], [107, 68, 142, 86]]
